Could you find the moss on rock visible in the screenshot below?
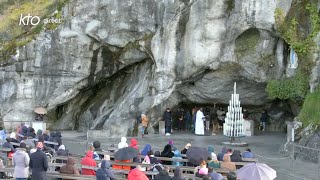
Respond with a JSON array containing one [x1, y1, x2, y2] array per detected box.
[[298, 88, 320, 126], [268, 1, 320, 102], [235, 28, 260, 59], [0, 0, 69, 64]]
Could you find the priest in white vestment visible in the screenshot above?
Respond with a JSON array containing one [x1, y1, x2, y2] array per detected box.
[[195, 108, 205, 135]]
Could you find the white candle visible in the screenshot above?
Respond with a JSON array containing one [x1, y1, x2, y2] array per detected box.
[[292, 128, 294, 142]]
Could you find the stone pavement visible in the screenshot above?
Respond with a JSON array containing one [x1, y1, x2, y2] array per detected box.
[[61, 131, 319, 180]]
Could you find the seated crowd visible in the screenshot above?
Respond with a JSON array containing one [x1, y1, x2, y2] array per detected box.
[[1, 128, 255, 180]]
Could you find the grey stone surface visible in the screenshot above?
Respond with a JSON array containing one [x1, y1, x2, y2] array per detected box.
[[0, 0, 319, 138]]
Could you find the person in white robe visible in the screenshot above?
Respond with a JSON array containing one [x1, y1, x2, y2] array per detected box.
[[195, 108, 205, 135]]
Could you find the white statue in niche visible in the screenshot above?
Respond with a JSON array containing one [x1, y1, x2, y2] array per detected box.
[[289, 48, 298, 69]]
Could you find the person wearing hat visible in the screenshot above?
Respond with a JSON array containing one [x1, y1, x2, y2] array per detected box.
[[29, 142, 48, 180], [181, 143, 191, 154], [13, 142, 30, 180]]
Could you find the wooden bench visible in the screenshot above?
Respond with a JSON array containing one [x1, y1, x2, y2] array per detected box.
[[49, 161, 232, 175], [52, 155, 254, 169]]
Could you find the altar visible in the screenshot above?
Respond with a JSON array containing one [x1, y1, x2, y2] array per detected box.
[[32, 121, 46, 132]]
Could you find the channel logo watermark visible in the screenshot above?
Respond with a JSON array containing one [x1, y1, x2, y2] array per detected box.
[[19, 14, 62, 25]]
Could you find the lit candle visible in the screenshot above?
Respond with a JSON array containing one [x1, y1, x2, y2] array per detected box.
[[292, 128, 294, 142]]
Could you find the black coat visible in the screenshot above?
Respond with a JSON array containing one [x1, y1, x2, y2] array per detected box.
[[163, 111, 172, 126], [154, 170, 172, 180], [29, 149, 48, 180], [161, 145, 174, 165]]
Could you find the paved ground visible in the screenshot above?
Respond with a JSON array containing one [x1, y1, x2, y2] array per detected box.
[[61, 130, 319, 180]]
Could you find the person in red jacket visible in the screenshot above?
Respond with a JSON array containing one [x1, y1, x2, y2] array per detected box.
[[129, 138, 139, 150], [127, 165, 148, 180], [81, 151, 97, 175]]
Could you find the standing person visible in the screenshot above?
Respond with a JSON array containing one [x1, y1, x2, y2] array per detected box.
[[177, 108, 184, 131], [0, 127, 7, 145], [184, 110, 192, 132], [195, 108, 205, 135], [217, 107, 225, 129], [141, 114, 149, 137], [13, 142, 30, 180], [260, 110, 268, 131], [205, 107, 211, 131], [163, 108, 172, 136], [29, 142, 48, 180], [191, 107, 197, 133]]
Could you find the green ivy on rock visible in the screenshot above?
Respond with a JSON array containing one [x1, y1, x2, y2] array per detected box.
[[298, 88, 320, 126]]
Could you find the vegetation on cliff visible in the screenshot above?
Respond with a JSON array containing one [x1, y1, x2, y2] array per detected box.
[[0, 0, 69, 64], [268, 0, 320, 125], [298, 88, 320, 126]]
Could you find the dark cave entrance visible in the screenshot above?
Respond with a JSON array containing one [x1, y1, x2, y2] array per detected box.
[[168, 100, 291, 135]]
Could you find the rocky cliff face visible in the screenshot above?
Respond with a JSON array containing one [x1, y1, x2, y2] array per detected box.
[[0, 0, 319, 137]]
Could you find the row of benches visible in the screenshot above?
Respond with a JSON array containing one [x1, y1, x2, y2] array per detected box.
[[0, 166, 202, 180]]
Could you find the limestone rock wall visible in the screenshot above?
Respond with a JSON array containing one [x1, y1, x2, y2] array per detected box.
[[0, 0, 318, 137]]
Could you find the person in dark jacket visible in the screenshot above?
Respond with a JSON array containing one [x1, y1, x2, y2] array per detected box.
[[154, 165, 171, 180], [163, 108, 172, 135], [93, 141, 102, 151], [93, 141, 104, 159], [230, 150, 242, 162], [21, 125, 28, 136], [181, 143, 191, 154], [172, 166, 186, 180], [54, 131, 62, 151], [43, 130, 50, 141], [3, 138, 15, 153], [160, 144, 174, 165], [56, 145, 69, 163], [260, 110, 268, 131], [29, 142, 48, 180], [26, 128, 36, 138], [35, 129, 43, 139], [96, 160, 115, 180], [184, 111, 192, 131], [226, 171, 237, 180], [230, 150, 242, 169], [217, 147, 227, 161], [47, 131, 56, 148], [148, 150, 158, 164]]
